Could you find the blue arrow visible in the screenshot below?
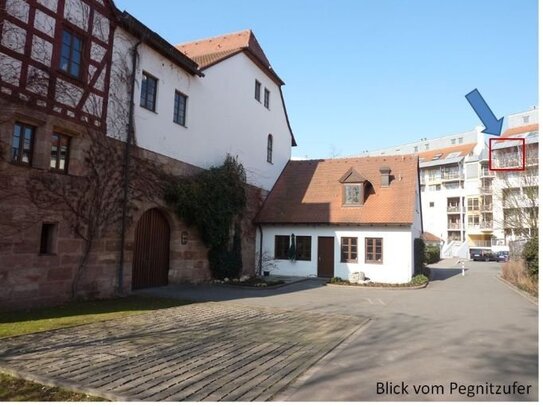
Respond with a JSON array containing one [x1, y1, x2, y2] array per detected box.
[[465, 89, 503, 136]]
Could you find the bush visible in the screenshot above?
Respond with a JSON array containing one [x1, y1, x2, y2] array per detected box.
[[330, 277, 344, 283], [523, 235, 539, 278], [424, 245, 440, 264], [411, 274, 428, 285], [502, 259, 538, 297], [414, 238, 425, 274]]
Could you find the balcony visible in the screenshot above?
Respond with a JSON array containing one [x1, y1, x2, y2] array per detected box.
[[447, 206, 462, 213], [480, 186, 492, 194], [526, 156, 538, 166], [441, 171, 462, 181], [480, 169, 494, 177], [448, 223, 461, 230], [494, 157, 522, 169], [470, 240, 491, 247], [480, 204, 493, 212], [480, 221, 493, 230]]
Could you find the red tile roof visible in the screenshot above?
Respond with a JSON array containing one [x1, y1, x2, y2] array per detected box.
[[417, 143, 477, 162], [176, 29, 283, 85], [255, 155, 419, 225], [422, 231, 441, 242], [500, 123, 538, 138]]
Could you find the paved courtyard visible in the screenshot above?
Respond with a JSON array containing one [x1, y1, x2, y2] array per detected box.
[[0, 303, 366, 401], [0, 259, 538, 401]]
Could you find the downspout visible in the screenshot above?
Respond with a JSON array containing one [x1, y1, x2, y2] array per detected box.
[[258, 224, 263, 276], [117, 40, 141, 295]]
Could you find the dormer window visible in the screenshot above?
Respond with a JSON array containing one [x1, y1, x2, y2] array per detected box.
[[344, 184, 362, 205], [339, 168, 371, 207]]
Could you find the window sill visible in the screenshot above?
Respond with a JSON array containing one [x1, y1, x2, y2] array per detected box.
[[57, 69, 85, 85], [365, 261, 383, 265], [140, 105, 158, 114], [173, 121, 188, 129]]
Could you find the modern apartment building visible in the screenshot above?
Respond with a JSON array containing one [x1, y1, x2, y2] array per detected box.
[[361, 107, 538, 258]]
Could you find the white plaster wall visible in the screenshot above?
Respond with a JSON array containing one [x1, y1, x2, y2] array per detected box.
[[109, 29, 292, 191], [259, 225, 415, 283]]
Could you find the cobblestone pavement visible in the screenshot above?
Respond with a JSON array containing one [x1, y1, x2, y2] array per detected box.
[[0, 303, 368, 401]]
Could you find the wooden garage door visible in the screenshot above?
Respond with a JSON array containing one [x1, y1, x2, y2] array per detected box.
[[132, 209, 170, 289]]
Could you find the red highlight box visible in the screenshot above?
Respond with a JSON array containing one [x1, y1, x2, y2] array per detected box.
[[488, 137, 526, 172]]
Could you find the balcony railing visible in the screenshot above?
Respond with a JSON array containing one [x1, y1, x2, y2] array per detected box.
[[480, 221, 493, 230], [448, 223, 461, 230], [494, 157, 522, 169], [470, 240, 491, 247], [480, 186, 492, 194], [480, 169, 493, 177], [480, 204, 493, 212], [526, 156, 538, 166], [447, 206, 462, 213], [441, 171, 462, 180]]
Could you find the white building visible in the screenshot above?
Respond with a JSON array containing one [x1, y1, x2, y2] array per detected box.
[[108, 21, 295, 192], [254, 155, 423, 284]]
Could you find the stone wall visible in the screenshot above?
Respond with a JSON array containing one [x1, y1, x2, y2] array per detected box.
[[0, 103, 267, 310]]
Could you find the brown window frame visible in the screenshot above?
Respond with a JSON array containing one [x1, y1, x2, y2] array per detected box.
[[11, 122, 35, 166], [295, 236, 311, 261], [274, 235, 290, 259], [341, 237, 358, 263], [59, 28, 84, 79], [365, 237, 383, 264], [50, 133, 71, 173], [343, 183, 362, 206], [267, 134, 273, 163], [140, 71, 158, 112]]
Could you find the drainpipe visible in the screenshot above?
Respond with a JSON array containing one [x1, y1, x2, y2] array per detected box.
[[258, 224, 263, 276], [117, 40, 141, 295]]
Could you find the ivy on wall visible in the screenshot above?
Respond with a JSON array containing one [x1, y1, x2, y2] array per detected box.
[[165, 155, 247, 279]]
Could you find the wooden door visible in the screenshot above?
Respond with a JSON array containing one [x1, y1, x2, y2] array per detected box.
[[132, 209, 170, 289], [317, 237, 334, 278]]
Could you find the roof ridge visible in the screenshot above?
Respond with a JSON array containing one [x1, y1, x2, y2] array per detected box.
[[175, 29, 252, 48]]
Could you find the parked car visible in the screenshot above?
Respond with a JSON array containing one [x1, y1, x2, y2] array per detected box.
[[471, 248, 496, 262], [495, 251, 509, 262]]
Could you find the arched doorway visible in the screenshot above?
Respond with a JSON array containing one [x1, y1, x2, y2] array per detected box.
[[132, 208, 170, 289]]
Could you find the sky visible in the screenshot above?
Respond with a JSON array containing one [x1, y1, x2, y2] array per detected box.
[[114, 0, 538, 159]]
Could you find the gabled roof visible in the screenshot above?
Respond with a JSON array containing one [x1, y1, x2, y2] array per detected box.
[[255, 155, 419, 225], [422, 231, 442, 242], [176, 29, 283, 85], [176, 29, 297, 147]]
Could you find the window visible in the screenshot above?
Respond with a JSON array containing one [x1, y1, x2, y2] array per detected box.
[[39, 223, 57, 255], [344, 184, 362, 205], [60, 29, 83, 78], [50, 133, 70, 172], [255, 80, 261, 102], [140, 72, 158, 111], [274, 235, 290, 259], [468, 215, 480, 226], [264, 88, 270, 108], [429, 202, 434, 207], [267, 134, 273, 163], [467, 197, 479, 211], [425, 144, 429, 150], [341, 237, 358, 263], [523, 115, 529, 124], [11, 122, 34, 166], [414, 146, 418, 152], [295, 236, 311, 261], [458, 137, 463, 144], [451, 138, 456, 145], [173, 91, 187, 126], [365, 237, 383, 264]]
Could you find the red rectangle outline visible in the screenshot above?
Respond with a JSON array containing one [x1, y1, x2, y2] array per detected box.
[[488, 137, 526, 172]]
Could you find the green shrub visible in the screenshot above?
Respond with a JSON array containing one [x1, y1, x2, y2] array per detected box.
[[523, 235, 539, 278], [330, 277, 344, 283], [414, 238, 425, 274], [424, 245, 440, 264], [411, 274, 428, 285]]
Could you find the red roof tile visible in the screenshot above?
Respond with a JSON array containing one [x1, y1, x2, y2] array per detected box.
[[500, 123, 538, 138], [422, 231, 441, 242], [417, 143, 477, 162], [255, 155, 419, 225]]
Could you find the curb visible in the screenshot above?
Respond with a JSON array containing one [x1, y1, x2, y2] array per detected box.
[[496, 275, 538, 306], [210, 277, 315, 290], [0, 366, 124, 401], [325, 281, 428, 290]]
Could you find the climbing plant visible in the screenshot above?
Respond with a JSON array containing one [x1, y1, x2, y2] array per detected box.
[[165, 155, 247, 279]]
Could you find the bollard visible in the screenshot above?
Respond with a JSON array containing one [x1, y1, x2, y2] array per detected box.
[[461, 261, 465, 276]]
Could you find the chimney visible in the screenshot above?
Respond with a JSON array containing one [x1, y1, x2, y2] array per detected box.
[[379, 166, 391, 187]]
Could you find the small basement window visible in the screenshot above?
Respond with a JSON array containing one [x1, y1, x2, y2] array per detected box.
[[40, 223, 57, 255]]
